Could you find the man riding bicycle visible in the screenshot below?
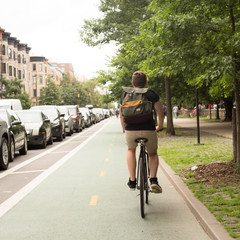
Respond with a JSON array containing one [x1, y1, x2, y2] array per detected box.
[[120, 71, 164, 193]]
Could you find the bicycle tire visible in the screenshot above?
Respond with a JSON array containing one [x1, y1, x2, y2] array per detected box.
[[140, 153, 145, 218], [145, 152, 149, 204]]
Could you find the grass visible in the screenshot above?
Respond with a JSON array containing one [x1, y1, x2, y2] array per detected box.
[[157, 129, 240, 239]]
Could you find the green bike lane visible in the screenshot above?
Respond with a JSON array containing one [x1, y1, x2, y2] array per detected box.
[[0, 118, 211, 240]]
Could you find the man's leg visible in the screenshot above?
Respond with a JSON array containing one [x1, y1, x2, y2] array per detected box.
[[127, 148, 136, 181], [148, 152, 159, 178], [148, 152, 162, 193]]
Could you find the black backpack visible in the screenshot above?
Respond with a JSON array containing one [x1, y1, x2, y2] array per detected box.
[[121, 87, 153, 124]]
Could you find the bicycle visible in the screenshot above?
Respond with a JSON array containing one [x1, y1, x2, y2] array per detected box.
[[136, 137, 150, 218]]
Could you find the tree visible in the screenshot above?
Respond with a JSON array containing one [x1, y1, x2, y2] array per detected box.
[[2, 78, 32, 109], [17, 92, 32, 109], [79, 0, 151, 46], [39, 77, 62, 105]]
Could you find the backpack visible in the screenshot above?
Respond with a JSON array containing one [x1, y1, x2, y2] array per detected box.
[[121, 87, 153, 124]]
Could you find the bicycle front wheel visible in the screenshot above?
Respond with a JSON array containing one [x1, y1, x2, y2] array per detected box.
[[140, 155, 145, 218]]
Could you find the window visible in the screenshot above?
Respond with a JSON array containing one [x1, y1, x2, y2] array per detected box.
[[9, 66, 12, 76], [18, 70, 21, 79], [40, 76, 43, 84], [2, 45, 6, 55], [14, 67, 16, 77], [22, 70, 25, 79], [33, 64, 36, 71], [33, 89, 37, 97], [18, 54, 21, 63], [22, 54, 24, 63], [39, 64, 42, 71], [8, 48, 12, 59], [33, 76, 37, 83], [13, 51, 16, 60], [1, 63, 6, 74]]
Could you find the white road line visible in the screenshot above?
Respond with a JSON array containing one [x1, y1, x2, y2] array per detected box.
[[0, 118, 113, 218], [10, 170, 45, 174], [0, 118, 111, 180]]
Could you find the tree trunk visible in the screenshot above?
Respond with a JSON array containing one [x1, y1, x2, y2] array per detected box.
[[165, 76, 175, 135], [224, 98, 233, 121]]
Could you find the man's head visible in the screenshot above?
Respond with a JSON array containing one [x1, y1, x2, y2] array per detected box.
[[132, 71, 147, 88]]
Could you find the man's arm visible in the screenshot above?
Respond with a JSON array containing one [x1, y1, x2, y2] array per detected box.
[[154, 100, 164, 131], [119, 106, 125, 133]]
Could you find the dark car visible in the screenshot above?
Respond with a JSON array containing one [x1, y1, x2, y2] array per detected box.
[[15, 110, 52, 148], [31, 106, 65, 141], [0, 117, 9, 170], [0, 108, 27, 162], [79, 108, 91, 127], [65, 105, 83, 132], [56, 106, 74, 136]]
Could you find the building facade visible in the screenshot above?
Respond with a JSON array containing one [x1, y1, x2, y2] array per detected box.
[[0, 28, 31, 96], [1, 27, 75, 105]]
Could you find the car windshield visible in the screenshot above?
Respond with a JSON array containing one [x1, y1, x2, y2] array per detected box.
[[0, 111, 8, 123], [17, 112, 42, 123], [38, 108, 58, 119], [58, 107, 68, 115], [68, 108, 77, 115]]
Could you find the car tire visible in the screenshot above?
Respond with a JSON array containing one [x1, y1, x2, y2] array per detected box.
[[57, 132, 63, 141], [19, 134, 27, 155], [47, 134, 53, 145], [63, 129, 66, 139], [41, 135, 47, 149], [9, 137, 15, 162], [0, 137, 9, 170]]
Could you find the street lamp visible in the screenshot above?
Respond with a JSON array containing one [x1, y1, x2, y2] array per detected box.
[[33, 75, 37, 105]]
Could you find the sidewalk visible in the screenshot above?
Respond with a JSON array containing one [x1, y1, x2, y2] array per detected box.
[[172, 118, 232, 138]]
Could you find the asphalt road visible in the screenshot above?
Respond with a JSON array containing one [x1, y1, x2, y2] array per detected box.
[[0, 118, 211, 240]]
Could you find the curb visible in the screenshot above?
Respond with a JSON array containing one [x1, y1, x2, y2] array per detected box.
[[159, 157, 234, 240]]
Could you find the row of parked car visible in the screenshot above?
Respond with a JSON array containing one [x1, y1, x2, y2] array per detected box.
[[0, 100, 111, 171]]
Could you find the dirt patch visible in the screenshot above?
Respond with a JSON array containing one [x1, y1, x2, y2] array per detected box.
[[182, 161, 240, 185]]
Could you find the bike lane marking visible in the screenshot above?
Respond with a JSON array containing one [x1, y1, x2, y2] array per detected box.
[[89, 196, 99, 206], [0, 118, 113, 218]]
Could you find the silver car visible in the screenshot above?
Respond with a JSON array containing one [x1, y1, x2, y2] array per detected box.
[[0, 117, 9, 170]]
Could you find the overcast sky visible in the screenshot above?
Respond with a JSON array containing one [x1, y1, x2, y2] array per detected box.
[[0, 0, 117, 79]]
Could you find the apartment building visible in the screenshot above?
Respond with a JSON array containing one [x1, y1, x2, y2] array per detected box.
[[1, 27, 75, 105], [0, 27, 31, 94]]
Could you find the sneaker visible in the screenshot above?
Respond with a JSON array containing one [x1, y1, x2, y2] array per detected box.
[[150, 178, 162, 193], [127, 178, 136, 191]]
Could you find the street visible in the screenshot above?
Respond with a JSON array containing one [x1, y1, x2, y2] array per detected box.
[[0, 117, 211, 240]]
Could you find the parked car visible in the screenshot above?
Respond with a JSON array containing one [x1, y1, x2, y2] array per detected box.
[[56, 106, 74, 136], [85, 105, 96, 124], [31, 106, 65, 141], [0, 99, 22, 110], [65, 105, 83, 132], [103, 109, 110, 119], [0, 108, 27, 162], [0, 118, 9, 170], [79, 108, 91, 127], [15, 110, 52, 148], [92, 108, 104, 122]]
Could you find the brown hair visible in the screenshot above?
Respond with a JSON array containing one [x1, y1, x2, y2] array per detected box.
[[132, 71, 147, 88]]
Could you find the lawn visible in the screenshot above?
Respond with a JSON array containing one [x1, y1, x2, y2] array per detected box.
[[158, 129, 240, 239]]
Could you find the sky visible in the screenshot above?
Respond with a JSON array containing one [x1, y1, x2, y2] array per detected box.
[[0, 0, 117, 79]]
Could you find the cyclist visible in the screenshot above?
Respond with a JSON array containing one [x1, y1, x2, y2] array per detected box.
[[120, 71, 164, 193]]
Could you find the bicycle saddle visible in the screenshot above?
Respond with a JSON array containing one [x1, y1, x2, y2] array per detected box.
[[135, 138, 148, 143]]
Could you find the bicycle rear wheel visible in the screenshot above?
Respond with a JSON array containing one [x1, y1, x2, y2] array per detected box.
[[145, 152, 149, 204], [140, 154, 145, 218]]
